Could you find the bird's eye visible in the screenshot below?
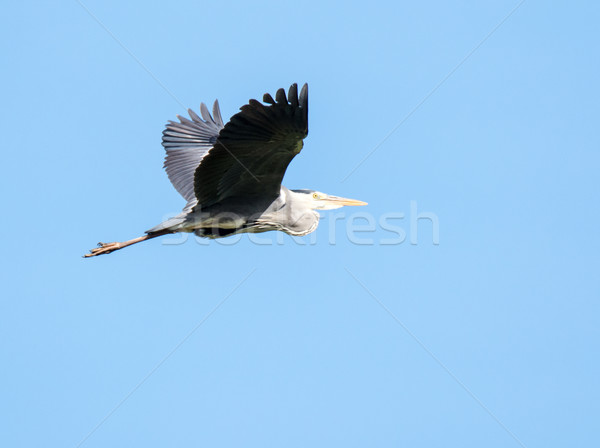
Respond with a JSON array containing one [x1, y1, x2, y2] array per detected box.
[[312, 193, 319, 199]]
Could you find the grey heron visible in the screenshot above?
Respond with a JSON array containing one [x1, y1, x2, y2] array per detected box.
[[85, 83, 366, 257]]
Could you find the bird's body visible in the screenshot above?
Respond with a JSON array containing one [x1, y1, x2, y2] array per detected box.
[[85, 83, 365, 257], [153, 186, 320, 238]]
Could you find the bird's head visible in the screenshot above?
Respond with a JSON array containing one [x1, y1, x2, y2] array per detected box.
[[291, 189, 368, 210]]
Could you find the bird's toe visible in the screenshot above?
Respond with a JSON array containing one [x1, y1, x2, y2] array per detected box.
[[84, 242, 120, 257]]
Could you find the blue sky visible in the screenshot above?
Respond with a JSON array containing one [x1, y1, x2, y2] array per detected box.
[[1, 1, 599, 447]]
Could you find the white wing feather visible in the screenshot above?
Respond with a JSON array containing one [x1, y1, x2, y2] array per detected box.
[[162, 100, 224, 210]]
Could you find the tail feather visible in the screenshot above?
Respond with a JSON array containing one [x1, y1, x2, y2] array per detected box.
[[146, 212, 189, 234]]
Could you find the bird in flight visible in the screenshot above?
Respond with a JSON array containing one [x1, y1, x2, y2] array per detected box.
[[85, 83, 366, 257]]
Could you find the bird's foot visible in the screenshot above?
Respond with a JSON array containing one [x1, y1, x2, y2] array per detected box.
[[84, 242, 121, 258]]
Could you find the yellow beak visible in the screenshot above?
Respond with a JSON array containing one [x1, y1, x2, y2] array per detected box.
[[324, 195, 368, 206]]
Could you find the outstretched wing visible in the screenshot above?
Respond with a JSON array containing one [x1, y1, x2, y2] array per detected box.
[[193, 83, 308, 208], [162, 101, 224, 208]]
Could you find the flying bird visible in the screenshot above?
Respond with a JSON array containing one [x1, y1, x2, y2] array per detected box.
[[85, 83, 366, 257]]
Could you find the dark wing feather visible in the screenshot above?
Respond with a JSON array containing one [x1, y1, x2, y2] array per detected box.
[[193, 83, 308, 208]]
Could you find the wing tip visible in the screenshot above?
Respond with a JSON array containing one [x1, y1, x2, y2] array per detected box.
[[275, 88, 287, 104], [299, 83, 308, 109], [262, 82, 308, 109]]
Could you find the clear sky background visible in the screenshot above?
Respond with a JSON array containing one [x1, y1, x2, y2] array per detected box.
[[1, 1, 599, 447]]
